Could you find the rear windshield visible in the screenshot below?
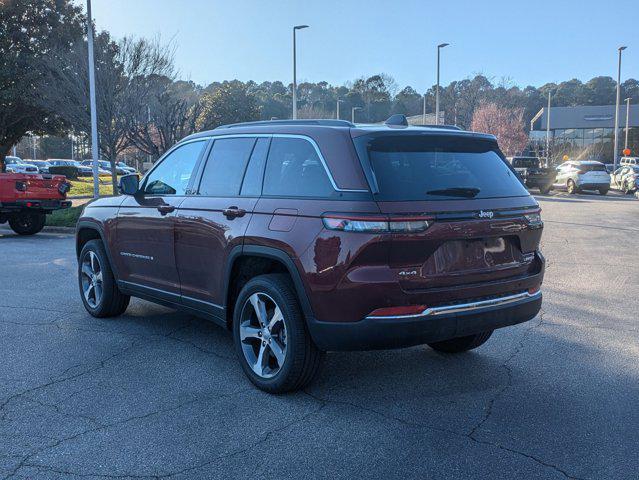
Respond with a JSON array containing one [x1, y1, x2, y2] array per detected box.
[[580, 164, 606, 172], [353, 134, 529, 201], [511, 157, 538, 168]]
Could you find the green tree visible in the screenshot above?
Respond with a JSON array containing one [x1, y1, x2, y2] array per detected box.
[[197, 80, 260, 130], [0, 0, 84, 171]]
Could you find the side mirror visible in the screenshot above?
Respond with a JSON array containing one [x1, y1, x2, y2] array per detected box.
[[118, 174, 140, 195]]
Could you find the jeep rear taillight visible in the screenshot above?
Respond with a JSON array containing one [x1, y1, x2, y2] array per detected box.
[[322, 214, 432, 233]]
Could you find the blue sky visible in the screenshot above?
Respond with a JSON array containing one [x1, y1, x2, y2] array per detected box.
[[88, 0, 638, 91]]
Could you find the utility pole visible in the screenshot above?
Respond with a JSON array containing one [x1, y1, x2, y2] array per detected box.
[[435, 43, 449, 125], [147, 105, 152, 164], [624, 97, 631, 151], [292, 25, 309, 120], [422, 94, 426, 125], [336, 99, 343, 120], [32, 135, 36, 159], [545, 91, 551, 166], [613, 46, 627, 169], [87, 0, 100, 198]]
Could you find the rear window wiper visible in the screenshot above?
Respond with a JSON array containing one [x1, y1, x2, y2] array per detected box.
[[426, 187, 481, 198]]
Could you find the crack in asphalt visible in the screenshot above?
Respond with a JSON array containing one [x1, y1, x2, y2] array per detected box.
[[3, 387, 253, 480], [297, 311, 587, 480]]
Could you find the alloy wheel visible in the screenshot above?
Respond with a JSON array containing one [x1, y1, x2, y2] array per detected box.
[[80, 251, 103, 308], [239, 292, 288, 379]]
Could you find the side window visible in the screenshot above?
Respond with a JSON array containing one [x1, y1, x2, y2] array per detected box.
[[263, 137, 334, 197], [144, 141, 205, 195], [198, 137, 256, 196], [241, 137, 270, 196]]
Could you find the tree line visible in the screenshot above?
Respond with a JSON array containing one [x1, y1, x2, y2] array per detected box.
[[2, 1, 638, 182]]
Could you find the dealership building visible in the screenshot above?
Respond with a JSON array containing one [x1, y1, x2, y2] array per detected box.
[[529, 104, 638, 164]]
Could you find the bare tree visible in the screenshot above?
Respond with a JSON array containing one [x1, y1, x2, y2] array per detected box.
[[39, 33, 174, 193], [470, 102, 528, 156], [125, 79, 202, 159]]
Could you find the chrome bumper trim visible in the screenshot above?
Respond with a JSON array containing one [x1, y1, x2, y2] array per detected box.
[[366, 290, 542, 320]]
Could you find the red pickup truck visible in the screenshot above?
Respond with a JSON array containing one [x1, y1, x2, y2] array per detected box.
[[0, 173, 71, 235]]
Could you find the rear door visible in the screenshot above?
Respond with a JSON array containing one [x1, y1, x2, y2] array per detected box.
[[353, 132, 541, 291], [175, 136, 268, 315], [115, 139, 207, 296]]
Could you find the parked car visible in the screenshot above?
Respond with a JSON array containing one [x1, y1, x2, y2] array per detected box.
[[0, 172, 71, 235], [553, 160, 610, 195], [611, 165, 639, 194], [25, 159, 52, 174], [620, 157, 638, 167], [48, 159, 93, 177], [4, 156, 38, 174], [79, 160, 114, 176], [507, 156, 556, 194], [116, 161, 137, 174], [76, 116, 544, 393]]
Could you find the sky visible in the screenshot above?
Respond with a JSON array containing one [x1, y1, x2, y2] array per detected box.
[[87, 0, 638, 92]]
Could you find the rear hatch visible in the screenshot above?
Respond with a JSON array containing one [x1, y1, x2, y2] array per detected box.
[[352, 131, 542, 291], [0, 173, 70, 201], [578, 163, 609, 184]]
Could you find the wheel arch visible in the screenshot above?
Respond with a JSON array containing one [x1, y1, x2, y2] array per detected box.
[[224, 245, 315, 329], [76, 221, 120, 278]]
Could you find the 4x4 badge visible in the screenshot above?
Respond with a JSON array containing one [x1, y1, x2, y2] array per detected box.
[[478, 210, 494, 219]]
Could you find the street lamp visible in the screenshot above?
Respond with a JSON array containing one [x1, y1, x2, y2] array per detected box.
[[435, 43, 449, 125], [336, 99, 344, 120], [292, 25, 309, 120], [546, 91, 551, 166], [624, 97, 631, 151], [613, 45, 627, 169], [352, 106, 362, 123], [86, 0, 100, 198]]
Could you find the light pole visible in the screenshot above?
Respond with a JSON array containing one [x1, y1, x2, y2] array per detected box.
[[292, 25, 309, 120], [546, 91, 551, 166], [86, 0, 100, 198], [435, 43, 449, 125], [422, 94, 426, 125], [613, 46, 627, 170], [32, 135, 37, 159], [352, 106, 362, 123], [336, 99, 344, 120], [624, 97, 631, 151]]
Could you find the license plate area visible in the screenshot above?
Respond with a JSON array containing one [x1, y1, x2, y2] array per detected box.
[[422, 237, 526, 277]]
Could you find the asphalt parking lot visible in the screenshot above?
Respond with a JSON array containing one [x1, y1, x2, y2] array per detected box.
[[1, 191, 638, 480]]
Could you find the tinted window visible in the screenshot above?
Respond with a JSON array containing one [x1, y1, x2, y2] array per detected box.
[[241, 137, 270, 196], [579, 163, 606, 172], [198, 137, 256, 196], [144, 140, 205, 195], [511, 157, 538, 168], [263, 137, 333, 197], [354, 134, 529, 201]]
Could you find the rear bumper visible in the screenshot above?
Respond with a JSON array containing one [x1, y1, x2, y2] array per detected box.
[[0, 199, 71, 213], [307, 291, 542, 351], [575, 181, 609, 189]]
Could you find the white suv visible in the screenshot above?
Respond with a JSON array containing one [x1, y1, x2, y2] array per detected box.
[[4, 156, 38, 174], [554, 161, 610, 195]]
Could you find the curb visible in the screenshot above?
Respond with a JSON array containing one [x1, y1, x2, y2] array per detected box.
[[42, 226, 76, 234]]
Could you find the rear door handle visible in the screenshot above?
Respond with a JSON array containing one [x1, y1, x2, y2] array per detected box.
[[222, 206, 246, 219], [157, 205, 176, 215]]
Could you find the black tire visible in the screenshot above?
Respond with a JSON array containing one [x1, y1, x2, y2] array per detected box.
[[233, 274, 324, 393], [8, 211, 46, 235], [428, 331, 493, 353], [598, 187, 609, 196], [567, 179, 577, 194], [78, 239, 130, 317], [539, 185, 552, 194]]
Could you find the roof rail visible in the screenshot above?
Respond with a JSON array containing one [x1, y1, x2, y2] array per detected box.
[[215, 119, 355, 129], [421, 124, 463, 131]]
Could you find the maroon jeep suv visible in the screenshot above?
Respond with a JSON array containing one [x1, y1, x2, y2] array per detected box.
[[76, 116, 544, 393]]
